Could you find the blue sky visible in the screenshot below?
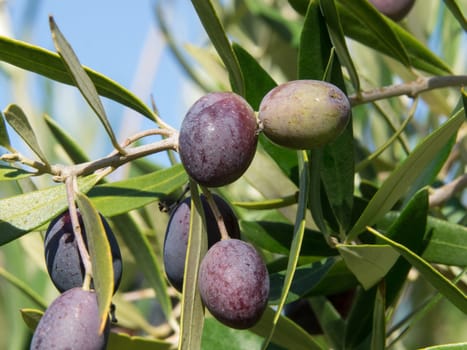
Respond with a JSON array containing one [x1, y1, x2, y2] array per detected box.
[[1, 0, 204, 166]]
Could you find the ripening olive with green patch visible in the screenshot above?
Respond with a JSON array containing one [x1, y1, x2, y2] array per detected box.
[[258, 80, 350, 150]]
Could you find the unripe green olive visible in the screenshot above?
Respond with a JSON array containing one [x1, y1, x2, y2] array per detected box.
[[258, 80, 350, 150]]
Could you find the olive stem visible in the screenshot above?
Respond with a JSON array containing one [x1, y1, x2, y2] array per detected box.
[[65, 176, 93, 291], [150, 95, 179, 166], [201, 186, 230, 240], [1, 129, 179, 184], [349, 75, 467, 106]]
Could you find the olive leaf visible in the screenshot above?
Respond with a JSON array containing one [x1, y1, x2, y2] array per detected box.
[[368, 227, 467, 313], [337, 244, 400, 290], [0, 111, 13, 151], [319, 0, 360, 91], [0, 35, 155, 121], [178, 181, 207, 350], [20, 308, 43, 331], [260, 151, 310, 350], [0, 164, 34, 181], [49, 16, 125, 154], [347, 107, 465, 241], [3, 104, 49, 165], [191, 0, 245, 95], [0, 174, 100, 245], [0, 267, 47, 309], [75, 192, 114, 333]]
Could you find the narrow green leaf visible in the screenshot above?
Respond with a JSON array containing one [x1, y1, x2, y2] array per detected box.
[[444, 0, 467, 31], [379, 212, 467, 267], [0, 111, 12, 150], [3, 104, 49, 165], [269, 258, 336, 304], [107, 332, 172, 350], [232, 194, 297, 210], [0, 35, 155, 121], [309, 148, 327, 239], [344, 286, 377, 349], [303, 258, 358, 296], [371, 283, 386, 350], [110, 214, 174, 329], [0, 164, 33, 181], [191, 0, 244, 95], [269, 257, 358, 302], [319, 0, 360, 91], [309, 296, 345, 349], [49, 17, 124, 154], [320, 122, 355, 233], [355, 98, 416, 173], [88, 164, 188, 217], [368, 227, 467, 313], [336, 0, 409, 67], [298, 1, 333, 80], [288, 0, 310, 15], [0, 267, 47, 309], [232, 43, 277, 110], [347, 108, 465, 241], [0, 174, 99, 245], [337, 244, 399, 290], [202, 317, 262, 350], [336, 0, 451, 74], [318, 58, 355, 233], [184, 44, 230, 89], [403, 127, 456, 205], [463, 86, 467, 111], [20, 308, 43, 331], [242, 0, 303, 44], [384, 188, 428, 305], [75, 192, 113, 332], [298, 1, 351, 235], [43, 114, 90, 164], [420, 342, 467, 350], [178, 181, 207, 350], [298, 1, 354, 233], [261, 151, 310, 349], [241, 220, 337, 257], [251, 306, 324, 350], [386, 266, 464, 345], [422, 216, 467, 266]]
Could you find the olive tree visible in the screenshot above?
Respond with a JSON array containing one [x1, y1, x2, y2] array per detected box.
[[0, 0, 466, 349]]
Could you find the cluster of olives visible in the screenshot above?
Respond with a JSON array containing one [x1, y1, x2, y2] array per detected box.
[[31, 210, 122, 350], [178, 79, 350, 188], [166, 79, 350, 329], [163, 194, 269, 329], [31, 78, 351, 345]]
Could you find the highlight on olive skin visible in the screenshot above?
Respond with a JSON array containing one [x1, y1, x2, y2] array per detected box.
[[178, 92, 258, 187], [44, 210, 122, 293], [369, 0, 416, 21], [198, 239, 269, 329], [258, 80, 351, 150], [163, 194, 240, 292], [30, 287, 110, 350]]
